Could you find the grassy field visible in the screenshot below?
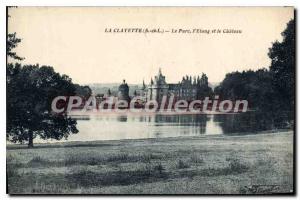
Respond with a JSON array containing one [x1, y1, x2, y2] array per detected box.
[[7, 131, 294, 194]]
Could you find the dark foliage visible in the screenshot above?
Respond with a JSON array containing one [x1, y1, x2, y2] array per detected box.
[[269, 19, 295, 113], [7, 63, 79, 147], [7, 32, 24, 61], [74, 84, 92, 98], [215, 19, 295, 122]]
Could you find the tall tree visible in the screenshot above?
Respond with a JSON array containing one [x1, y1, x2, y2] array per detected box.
[[214, 18, 295, 128], [7, 64, 79, 147], [7, 11, 82, 147], [268, 19, 295, 113]]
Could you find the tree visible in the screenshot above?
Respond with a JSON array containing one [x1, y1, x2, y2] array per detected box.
[[7, 64, 79, 147], [7, 13, 82, 147], [74, 84, 92, 98], [268, 19, 295, 113], [7, 6, 24, 61], [7, 32, 24, 61], [214, 19, 295, 127], [214, 69, 275, 111]]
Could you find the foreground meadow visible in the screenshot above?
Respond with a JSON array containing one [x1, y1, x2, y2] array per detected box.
[[7, 131, 293, 194]]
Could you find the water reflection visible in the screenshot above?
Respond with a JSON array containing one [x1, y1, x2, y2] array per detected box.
[[117, 115, 127, 122], [39, 112, 291, 143], [67, 114, 213, 142], [214, 111, 292, 135]]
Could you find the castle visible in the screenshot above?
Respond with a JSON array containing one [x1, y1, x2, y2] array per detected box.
[[118, 68, 212, 103]]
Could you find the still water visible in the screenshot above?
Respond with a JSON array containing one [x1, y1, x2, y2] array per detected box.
[[42, 111, 290, 143]]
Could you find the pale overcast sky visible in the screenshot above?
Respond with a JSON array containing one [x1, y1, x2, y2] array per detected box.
[[8, 7, 294, 84]]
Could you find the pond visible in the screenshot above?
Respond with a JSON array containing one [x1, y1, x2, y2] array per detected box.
[[39, 111, 291, 143]]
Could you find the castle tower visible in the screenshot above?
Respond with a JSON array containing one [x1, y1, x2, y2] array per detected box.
[[147, 68, 169, 104], [118, 79, 130, 102]]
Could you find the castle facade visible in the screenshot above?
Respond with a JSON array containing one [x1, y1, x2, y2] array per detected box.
[[141, 68, 211, 103]]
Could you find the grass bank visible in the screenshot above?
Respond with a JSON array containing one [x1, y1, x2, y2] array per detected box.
[[7, 131, 294, 194]]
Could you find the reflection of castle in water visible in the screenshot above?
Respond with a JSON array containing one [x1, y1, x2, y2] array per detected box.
[[68, 112, 288, 142], [117, 68, 212, 104], [116, 114, 211, 135]]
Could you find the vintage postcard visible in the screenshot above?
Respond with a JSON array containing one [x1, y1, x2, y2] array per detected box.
[[6, 7, 295, 194]]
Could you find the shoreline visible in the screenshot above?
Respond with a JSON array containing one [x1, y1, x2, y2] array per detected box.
[[7, 129, 293, 149]]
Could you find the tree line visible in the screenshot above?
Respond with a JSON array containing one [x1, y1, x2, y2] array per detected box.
[[214, 19, 294, 122]]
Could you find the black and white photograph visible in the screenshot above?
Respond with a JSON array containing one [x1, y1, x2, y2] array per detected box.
[[5, 6, 295, 195]]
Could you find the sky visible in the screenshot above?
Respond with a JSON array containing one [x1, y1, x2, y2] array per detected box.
[[8, 7, 294, 85]]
